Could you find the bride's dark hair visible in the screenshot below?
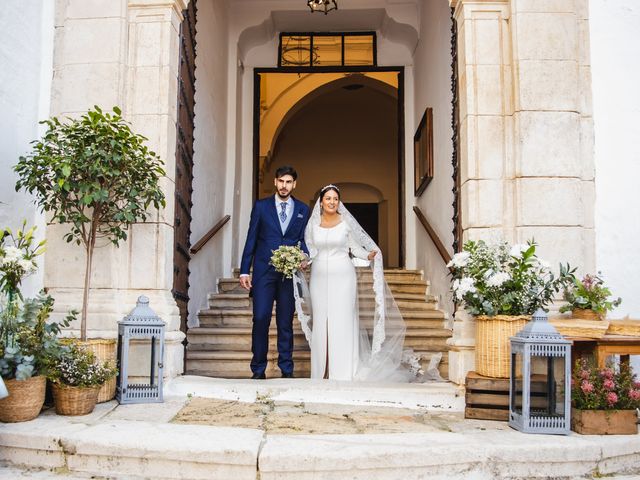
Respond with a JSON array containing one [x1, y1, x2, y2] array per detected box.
[[320, 184, 340, 200]]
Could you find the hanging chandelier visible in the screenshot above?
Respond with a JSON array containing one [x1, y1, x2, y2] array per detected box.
[[307, 0, 338, 15]]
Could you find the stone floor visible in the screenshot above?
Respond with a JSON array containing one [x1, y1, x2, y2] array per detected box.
[[0, 376, 639, 480]]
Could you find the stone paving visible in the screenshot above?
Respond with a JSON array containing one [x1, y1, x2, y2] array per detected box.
[[0, 376, 639, 480]]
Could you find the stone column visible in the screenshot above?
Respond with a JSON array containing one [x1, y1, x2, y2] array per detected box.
[[447, 0, 595, 384], [510, 0, 595, 273], [46, 0, 189, 379], [448, 0, 513, 384]]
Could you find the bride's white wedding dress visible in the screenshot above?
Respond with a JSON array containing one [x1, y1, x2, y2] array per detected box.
[[308, 221, 370, 380], [294, 199, 420, 383]]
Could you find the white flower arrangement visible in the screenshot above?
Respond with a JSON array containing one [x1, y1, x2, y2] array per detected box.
[[448, 239, 574, 316], [270, 244, 306, 279]]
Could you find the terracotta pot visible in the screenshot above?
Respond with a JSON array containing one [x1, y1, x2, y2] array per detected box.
[[571, 408, 638, 435], [51, 383, 100, 416], [0, 375, 46, 423], [571, 308, 602, 321]]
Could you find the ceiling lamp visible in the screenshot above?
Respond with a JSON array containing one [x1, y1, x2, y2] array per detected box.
[[307, 0, 338, 15]]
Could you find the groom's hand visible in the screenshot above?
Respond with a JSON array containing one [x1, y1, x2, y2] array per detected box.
[[239, 275, 252, 290]]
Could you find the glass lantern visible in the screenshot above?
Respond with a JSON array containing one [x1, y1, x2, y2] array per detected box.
[[509, 309, 571, 434], [116, 296, 165, 404]]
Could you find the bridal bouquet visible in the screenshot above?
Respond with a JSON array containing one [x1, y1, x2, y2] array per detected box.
[[270, 244, 306, 279]]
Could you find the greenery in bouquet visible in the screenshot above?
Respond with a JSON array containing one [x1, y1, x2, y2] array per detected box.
[[0, 222, 75, 380], [270, 244, 306, 279], [447, 239, 575, 316], [48, 342, 117, 388], [559, 273, 621, 315], [572, 359, 640, 410]]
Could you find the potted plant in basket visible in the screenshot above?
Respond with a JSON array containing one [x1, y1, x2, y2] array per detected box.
[[48, 342, 117, 416], [559, 273, 621, 321], [571, 359, 640, 434], [0, 222, 74, 422], [14, 106, 166, 402], [447, 240, 574, 378]]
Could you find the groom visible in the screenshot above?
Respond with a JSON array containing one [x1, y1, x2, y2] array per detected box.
[[239, 165, 310, 379]]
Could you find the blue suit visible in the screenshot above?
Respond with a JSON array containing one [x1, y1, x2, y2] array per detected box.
[[240, 195, 310, 376]]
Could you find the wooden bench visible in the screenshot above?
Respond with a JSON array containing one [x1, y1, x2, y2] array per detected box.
[[568, 335, 640, 368]]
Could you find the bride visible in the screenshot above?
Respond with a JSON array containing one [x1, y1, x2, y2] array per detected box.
[[294, 184, 415, 382]]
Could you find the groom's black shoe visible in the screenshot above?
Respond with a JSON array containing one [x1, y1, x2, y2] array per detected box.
[[251, 373, 266, 380], [281, 372, 294, 378]]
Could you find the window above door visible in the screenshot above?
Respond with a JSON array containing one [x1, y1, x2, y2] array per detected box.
[[278, 32, 376, 68]]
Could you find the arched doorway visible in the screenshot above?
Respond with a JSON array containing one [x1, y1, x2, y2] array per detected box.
[[254, 70, 403, 267]]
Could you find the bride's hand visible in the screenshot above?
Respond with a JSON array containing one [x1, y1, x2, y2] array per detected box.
[[367, 250, 377, 261]]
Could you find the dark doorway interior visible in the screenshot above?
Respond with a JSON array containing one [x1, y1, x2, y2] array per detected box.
[[344, 203, 379, 246]]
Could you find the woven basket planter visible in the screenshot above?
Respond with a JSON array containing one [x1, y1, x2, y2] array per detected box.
[[82, 339, 117, 403], [51, 383, 100, 416], [0, 375, 46, 423], [475, 315, 528, 378], [571, 308, 602, 321]]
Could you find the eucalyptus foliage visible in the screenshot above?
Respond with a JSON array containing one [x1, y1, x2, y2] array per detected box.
[[14, 106, 166, 340]]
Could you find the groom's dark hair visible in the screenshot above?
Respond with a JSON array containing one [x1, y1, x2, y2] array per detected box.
[[275, 165, 297, 180]]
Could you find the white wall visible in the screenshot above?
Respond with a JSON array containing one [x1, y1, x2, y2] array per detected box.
[[188, 0, 230, 327], [590, 0, 640, 319], [412, 0, 454, 316], [0, 0, 54, 297]]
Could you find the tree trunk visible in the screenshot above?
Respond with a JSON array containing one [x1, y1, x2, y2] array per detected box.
[[80, 218, 99, 341]]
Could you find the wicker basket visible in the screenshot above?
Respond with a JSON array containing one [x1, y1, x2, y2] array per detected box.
[[82, 339, 117, 403], [52, 383, 100, 416], [0, 375, 46, 423], [475, 315, 528, 378], [571, 308, 602, 321]]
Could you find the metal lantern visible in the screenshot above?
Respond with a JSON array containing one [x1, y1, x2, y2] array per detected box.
[[509, 309, 571, 434], [116, 296, 165, 404]]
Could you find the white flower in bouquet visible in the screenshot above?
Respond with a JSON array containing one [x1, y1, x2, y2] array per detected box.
[[447, 251, 471, 269], [486, 271, 510, 287], [270, 244, 306, 279], [1, 247, 22, 264], [509, 244, 528, 258], [452, 277, 476, 300]]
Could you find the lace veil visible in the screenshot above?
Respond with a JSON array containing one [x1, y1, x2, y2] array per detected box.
[[293, 199, 420, 382]]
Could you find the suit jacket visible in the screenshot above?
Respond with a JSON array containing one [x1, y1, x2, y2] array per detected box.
[[240, 195, 310, 282]]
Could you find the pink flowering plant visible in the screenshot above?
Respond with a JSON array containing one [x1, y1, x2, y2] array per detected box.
[[572, 359, 640, 410]]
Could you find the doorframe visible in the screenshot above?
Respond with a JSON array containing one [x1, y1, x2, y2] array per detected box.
[[252, 65, 406, 267]]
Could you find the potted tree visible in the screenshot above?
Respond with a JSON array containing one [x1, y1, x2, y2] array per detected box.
[[14, 106, 166, 402], [0, 222, 73, 422], [559, 273, 622, 320], [448, 240, 574, 378]]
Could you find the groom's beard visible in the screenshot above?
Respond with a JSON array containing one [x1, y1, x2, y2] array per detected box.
[[276, 190, 291, 200]]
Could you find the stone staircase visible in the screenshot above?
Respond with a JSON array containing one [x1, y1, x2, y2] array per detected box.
[[185, 269, 452, 379]]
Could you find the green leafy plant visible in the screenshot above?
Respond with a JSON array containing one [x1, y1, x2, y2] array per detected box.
[[559, 273, 622, 316], [572, 359, 640, 410], [14, 106, 166, 340], [0, 292, 75, 380], [447, 239, 575, 316], [48, 342, 117, 388]]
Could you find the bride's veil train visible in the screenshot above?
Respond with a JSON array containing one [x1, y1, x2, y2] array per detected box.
[[293, 199, 442, 382]]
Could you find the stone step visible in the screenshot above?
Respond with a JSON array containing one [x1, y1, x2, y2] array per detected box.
[[218, 277, 431, 295], [185, 350, 449, 379], [197, 308, 446, 328], [207, 293, 438, 311], [232, 268, 426, 283]]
